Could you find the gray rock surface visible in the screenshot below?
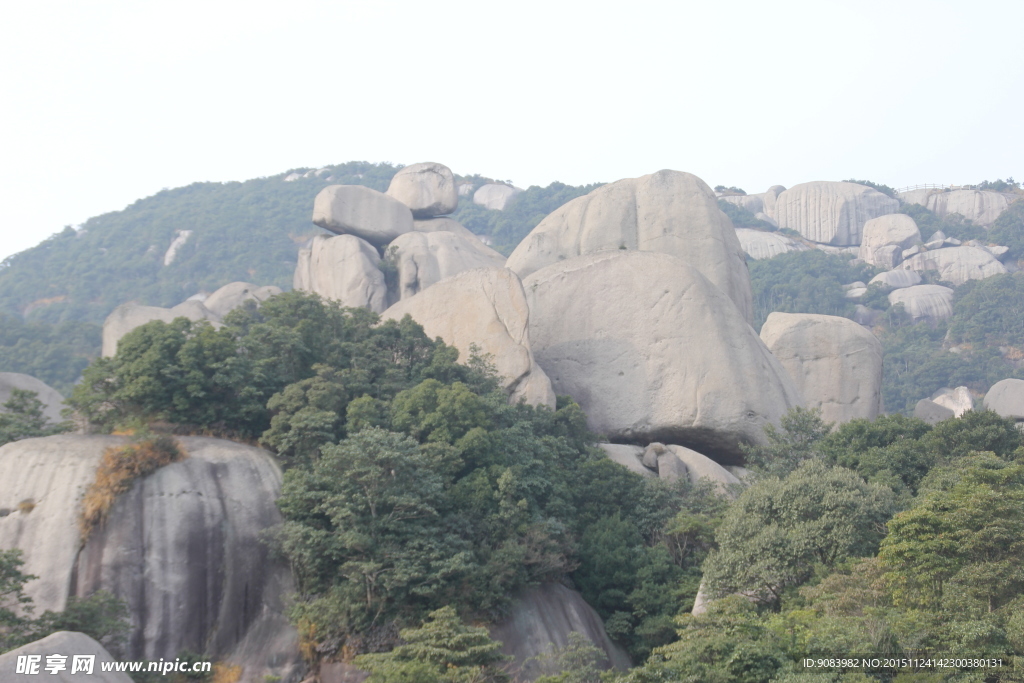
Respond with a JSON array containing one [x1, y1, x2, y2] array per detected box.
[[720, 194, 764, 214], [412, 216, 481, 241], [930, 386, 973, 417], [663, 444, 741, 494], [294, 234, 388, 313], [754, 212, 779, 228], [983, 378, 1024, 421], [388, 230, 506, 301], [102, 301, 220, 357], [507, 170, 754, 322], [869, 269, 922, 289], [488, 583, 631, 681], [0, 631, 131, 683], [0, 372, 65, 423], [656, 451, 690, 483], [0, 435, 301, 681], [202, 282, 282, 318], [761, 185, 786, 218], [900, 246, 1007, 285], [899, 188, 940, 206], [597, 444, 654, 478], [312, 184, 414, 247], [735, 228, 808, 260], [773, 182, 899, 246], [887, 284, 954, 322], [859, 214, 921, 266], [925, 189, 1013, 227], [760, 313, 883, 424], [523, 251, 802, 463], [385, 162, 458, 218], [380, 268, 555, 408], [473, 183, 523, 211], [914, 398, 955, 425]]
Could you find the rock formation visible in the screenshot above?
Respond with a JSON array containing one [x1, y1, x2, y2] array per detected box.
[[380, 268, 555, 408], [761, 185, 786, 218], [598, 443, 741, 493], [0, 631, 132, 683], [760, 313, 884, 424], [735, 228, 808, 260], [522, 251, 802, 463], [869, 269, 922, 289], [913, 399, 955, 425], [312, 185, 414, 247], [412, 216, 481, 240], [930, 386, 973, 417], [507, 170, 754, 322], [899, 246, 1007, 285], [984, 378, 1024, 422], [887, 285, 954, 323], [0, 372, 65, 423], [720, 194, 764, 214], [388, 231, 506, 301], [773, 182, 899, 246], [473, 183, 523, 211], [385, 162, 458, 218], [102, 301, 220, 357], [294, 234, 388, 312], [925, 189, 1013, 227], [202, 282, 282, 318], [859, 214, 921, 266]]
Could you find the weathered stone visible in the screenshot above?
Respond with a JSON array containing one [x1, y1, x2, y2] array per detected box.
[[202, 282, 282, 318], [473, 183, 523, 211], [902, 245, 921, 259], [930, 386, 973, 417], [312, 185, 414, 246], [294, 234, 388, 312], [642, 442, 665, 469], [488, 583, 631, 681], [0, 372, 65, 424], [869, 269, 922, 289], [760, 313, 883, 424], [845, 287, 868, 299], [900, 246, 1007, 285], [0, 631, 131, 683], [859, 214, 921, 267], [664, 444, 741, 493], [720, 194, 764, 214], [381, 268, 555, 408], [925, 190, 1013, 227], [102, 301, 219, 357], [412, 216, 481, 241], [914, 398, 955, 425], [761, 185, 786, 218], [853, 305, 881, 327], [507, 170, 754, 322], [598, 444, 654, 478], [388, 231, 506, 301], [735, 228, 808, 260], [657, 452, 689, 483], [385, 162, 458, 218], [888, 285, 954, 322], [774, 182, 899, 246], [523, 252, 802, 463], [754, 212, 779, 228], [984, 378, 1024, 421], [899, 188, 941, 206]]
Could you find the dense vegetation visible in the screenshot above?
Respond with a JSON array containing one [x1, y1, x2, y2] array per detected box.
[[0, 314, 100, 394]]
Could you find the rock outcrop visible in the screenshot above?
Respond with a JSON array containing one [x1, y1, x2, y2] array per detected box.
[[522, 251, 802, 463], [202, 282, 282, 318], [773, 182, 899, 246], [930, 386, 973, 417], [869, 269, 922, 289], [385, 162, 458, 218], [914, 399, 955, 425], [312, 185, 414, 247], [473, 183, 523, 211], [859, 214, 921, 266], [380, 268, 555, 408], [760, 313, 883, 424], [735, 228, 808, 260], [0, 435, 301, 682], [102, 301, 220, 357], [507, 170, 754, 322], [388, 231, 506, 301], [0, 372, 65, 423], [887, 285, 954, 322], [984, 378, 1024, 422], [720, 194, 763, 214], [899, 246, 1007, 285], [488, 583, 631, 681], [598, 443, 655, 478], [599, 443, 741, 493], [294, 234, 388, 312], [412, 216, 481, 240], [925, 190, 1013, 227], [761, 185, 786, 218], [0, 631, 131, 683]]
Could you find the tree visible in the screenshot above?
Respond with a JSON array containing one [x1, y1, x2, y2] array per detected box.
[[742, 406, 832, 478], [533, 632, 607, 683], [0, 389, 68, 447]]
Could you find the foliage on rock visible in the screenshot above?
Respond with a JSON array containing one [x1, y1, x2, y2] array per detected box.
[[0, 389, 68, 447]]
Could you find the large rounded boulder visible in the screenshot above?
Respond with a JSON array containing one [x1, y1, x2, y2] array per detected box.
[[774, 181, 899, 246], [522, 251, 802, 463], [202, 282, 282, 318], [312, 184, 414, 246], [385, 162, 458, 218], [925, 189, 1012, 227], [294, 234, 388, 312], [760, 313, 884, 424], [888, 284, 954, 322], [899, 246, 1007, 285], [735, 228, 808, 260], [859, 214, 921, 266], [984, 378, 1024, 422], [507, 170, 754, 322], [102, 301, 219, 357], [388, 230, 506, 301], [473, 183, 523, 211], [0, 631, 131, 683]]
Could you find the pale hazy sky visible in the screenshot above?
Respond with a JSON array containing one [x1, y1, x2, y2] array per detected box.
[[1, 0, 1022, 261]]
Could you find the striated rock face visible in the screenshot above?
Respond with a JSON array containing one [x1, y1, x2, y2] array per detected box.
[[388, 231, 506, 301], [312, 185, 413, 247], [735, 228, 808, 260], [385, 162, 458, 218], [488, 583, 631, 681], [380, 268, 555, 408], [0, 435, 301, 682], [761, 185, 786, 218], [760, 313, 883, 424], [507, 170, 754, 322], [523, 252, 802, 463], [899, 246, 1007, 285], [869, 269, 922, 289], [473, 183, 523, 211], [0, 372, 65, 423], [859, 214, 921, 266], [925, 190, 1013, 227], [899, 188, 940, 207], [984, 378, 1024, 421], [720, 194, 764, 214], [203, 282, 282, 318], [914, 399, 955, 425], [774, 182, 899, 246], [294, 234, 388, 313], [0, 631, 132, 683], [888, 285, 954, 323], [102, 301, 220, 357]]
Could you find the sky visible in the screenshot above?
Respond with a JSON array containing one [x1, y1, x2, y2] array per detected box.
[[1, 0, 1022, 261]]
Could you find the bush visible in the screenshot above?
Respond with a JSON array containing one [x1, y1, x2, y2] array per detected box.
[[987, 199, 1024, 260], [898, 203, 987, 242], [0, 389, 69, 447], [717, 200, 775, 231]]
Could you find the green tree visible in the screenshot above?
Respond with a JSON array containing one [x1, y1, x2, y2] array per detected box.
[[741, 406, 832, 478], [533, 631, 608, 683], [0, 389, 68, 446]]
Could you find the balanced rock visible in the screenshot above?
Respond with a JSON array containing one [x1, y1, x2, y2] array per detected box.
[[925, 189, 1012, 227], [859, 214, 921, 266], [380, 268, 555, 408], [312, 184, 414, 247], [507, 170, 754, 322], [900, 246, 1007, 285], [914, 398, 955, 425], [523, 251, 802, 462], [888, 284, 954, 322], [0, 372, 65, 423], [294, 234, 388, 313], [869, 269, 922, 289], [388, 231, 506, 301], [720, 194, 764, 214], [735, 228, 808, 260], [760, 313, 883, 424], [930, 386, 973, 417], [0, 435, 301, 680], [0, 631, 131, 683], [202, 282, 282, 318], [489, 583, 631, 681], [659, 444, 741, 494], [598, 443, 655, 478], [774, 181, 899, 246], [984, 378, 1024, 421], [102, 300, 220, 357], [385, 162, 458, 218], [473, 183, 523, 211], [761, 185, 786, 218]]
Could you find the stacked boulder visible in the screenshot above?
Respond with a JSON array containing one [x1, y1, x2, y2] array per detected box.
[[774, 182, 899, 246], [474, 183, 523, 210]]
